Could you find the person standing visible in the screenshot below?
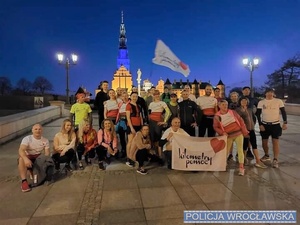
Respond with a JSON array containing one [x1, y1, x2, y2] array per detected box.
[[178, 90, 201, 136], [196, 84, 218, 137], [95, 81, 109, 129], [256, 88, 288, 168], [214, 87, 224, 103], [148, 90, 172, 158], [178, 84, 196, 102], [161, 86, 171, 104], [104, 89, 122, 124], [235, 97, 267, 168], [126, 92, 143, 167], [116, 91, 129, 158], [242, 86, 258, 159], [213, 100, 249, 176], [70, 88, 93, 130], [167, 93, 180, 126], [228, 92, 240, 110], [132, 86, 148, 124]]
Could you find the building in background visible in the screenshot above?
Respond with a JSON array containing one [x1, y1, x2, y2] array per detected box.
[[155, 78, 225, 98], [111, 11, 133, 92]]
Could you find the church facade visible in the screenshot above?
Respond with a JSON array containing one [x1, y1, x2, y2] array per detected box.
[[111, 12, 133, 92]]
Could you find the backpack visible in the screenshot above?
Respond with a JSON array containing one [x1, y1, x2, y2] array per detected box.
[[32, 155, 55, 187]]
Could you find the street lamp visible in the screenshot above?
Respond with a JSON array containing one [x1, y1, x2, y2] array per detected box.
[[57, 53, 78, 104], [242, 57, 259, 98]]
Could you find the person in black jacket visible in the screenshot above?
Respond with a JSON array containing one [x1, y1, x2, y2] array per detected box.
[[95, 81, 109, 129], [132, 86, 148, 124], [178, 90, 202, 136]]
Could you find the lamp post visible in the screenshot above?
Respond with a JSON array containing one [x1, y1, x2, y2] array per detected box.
[[137, 69, 142, 96], [242, 57, 259, 98], [57, 53, 78, 104]]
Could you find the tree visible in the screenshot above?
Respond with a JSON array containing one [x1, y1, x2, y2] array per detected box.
[[0, 76, 13, 95], [32, 76, 53, 94], [265, 54, 300, 99], [15, 78, 32, 95]]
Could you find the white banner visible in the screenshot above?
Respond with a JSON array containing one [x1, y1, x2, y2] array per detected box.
[[172, 133, 227, 171], [152, 39, 190, 77]]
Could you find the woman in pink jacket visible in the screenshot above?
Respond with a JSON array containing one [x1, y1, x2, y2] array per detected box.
[[213, 100, 249, 176]]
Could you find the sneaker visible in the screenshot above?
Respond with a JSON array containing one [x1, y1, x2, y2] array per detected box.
[[238, 168, 245, 176], [65, 163, 73, 172], [21, 180, 31, 192], [272, 159, 279, 168], [137, 168, 148, 175], [261, 155, 271, 162], [98, 162, 105, 170], [126, 161, 134, 168], [255, 160, 268, 169], [227, 154, 233, 162], [79, 162, 84, 170]]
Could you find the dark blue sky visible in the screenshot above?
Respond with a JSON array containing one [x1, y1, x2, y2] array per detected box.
[[1, 0, 300, 97]]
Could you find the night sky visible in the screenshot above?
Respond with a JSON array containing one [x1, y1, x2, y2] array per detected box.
[[1, 0, 300, 97]]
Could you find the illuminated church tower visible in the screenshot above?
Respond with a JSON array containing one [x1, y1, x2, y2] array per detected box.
[[112, 11, 133, 92]]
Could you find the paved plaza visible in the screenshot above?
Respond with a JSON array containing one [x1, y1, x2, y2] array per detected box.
[[0, 114, 299, 225]]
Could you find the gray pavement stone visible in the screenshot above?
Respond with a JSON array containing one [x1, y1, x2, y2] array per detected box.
[[140, 187, 183, 208], [0, 218, 29, 225], [28, 213, 78, 225], [100, 189, 142, 210], [99, 208, 145, 224], [174, 185, 204, 205], [136, 174, 172, 188], [144, 204, 185, 220], [191, 183, 240, 204]]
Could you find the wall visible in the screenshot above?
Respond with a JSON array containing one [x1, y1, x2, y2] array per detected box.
[[0, 95, 68, 110], [285, 103, 300, 116], [0, 106, 61, 145]]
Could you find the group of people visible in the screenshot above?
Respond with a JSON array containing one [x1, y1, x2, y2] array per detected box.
[[17, 81, 288, 192]]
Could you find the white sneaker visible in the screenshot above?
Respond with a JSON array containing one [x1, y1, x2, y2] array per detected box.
[[238, 168, 245, 176], [272, 159, 279, 168], [255, 160, 268, 169], [126, 161, 134, 168]]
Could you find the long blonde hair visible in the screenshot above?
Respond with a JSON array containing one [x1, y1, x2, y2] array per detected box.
[[61, 119, 74, 143], [77, 119, 90, 143]]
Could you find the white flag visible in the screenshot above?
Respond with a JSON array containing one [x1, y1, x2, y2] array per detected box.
[[152, 39, 190, 77]]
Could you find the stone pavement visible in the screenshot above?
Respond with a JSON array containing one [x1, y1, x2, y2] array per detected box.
[[0, 114, 300, 225]]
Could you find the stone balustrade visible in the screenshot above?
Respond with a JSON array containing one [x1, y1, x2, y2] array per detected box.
[[0, 106, 61, 145]]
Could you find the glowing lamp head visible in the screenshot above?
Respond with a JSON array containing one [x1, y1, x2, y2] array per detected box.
[[57, 53, 64, 62], [71, 54, 78, 63], [253, 58, 259, 66], [242, 58, 249, 65]]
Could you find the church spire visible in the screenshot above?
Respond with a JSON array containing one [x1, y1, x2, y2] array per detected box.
[[119, 11, 127, 49]]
